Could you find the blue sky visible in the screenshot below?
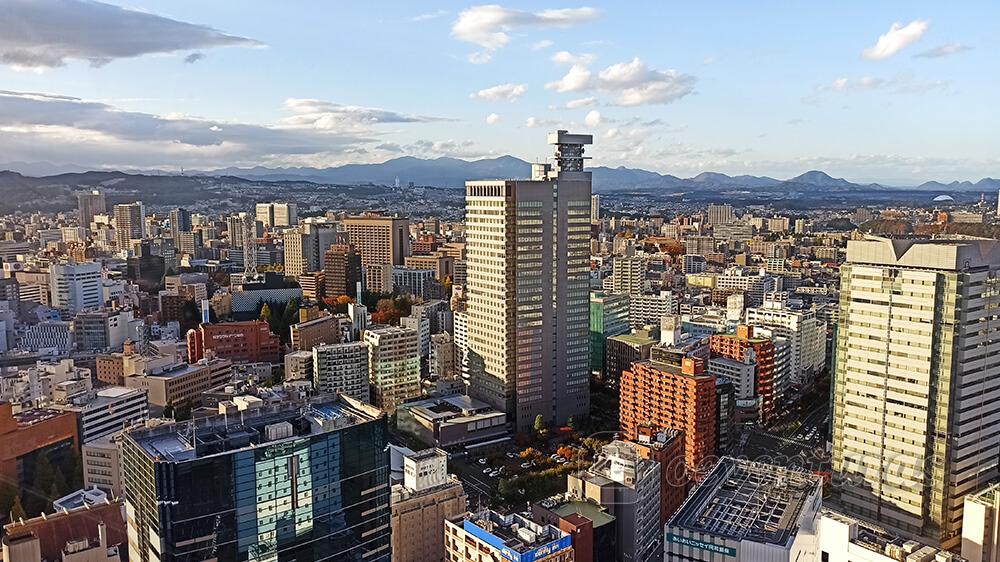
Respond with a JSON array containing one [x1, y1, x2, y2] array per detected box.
[[0, 0, 995, 184]]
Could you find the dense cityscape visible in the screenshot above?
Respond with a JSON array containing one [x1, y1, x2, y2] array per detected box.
[[0, 2, 997, 562]]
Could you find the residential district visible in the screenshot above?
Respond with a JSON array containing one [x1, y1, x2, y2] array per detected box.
[[0, 131, 999, 562]]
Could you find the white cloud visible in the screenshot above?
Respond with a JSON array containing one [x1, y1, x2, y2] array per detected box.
[[915, 42, 972, 58], [470, 83, 527, 102], [486, 112, 501, 124], [412, 9, 448, 22], [546, 56, 695, 106], [702, 56, 716, 65], [531, 39, 554, 50], [862, 20, 929, 60], [467, 51, 492, 64], [551, 50, 596, 65], [566, 97, 598, 109], [0, 0, 261, 69], [812, 73, 948, 98], [545, 64, 592, 92], [584, 110, 601, 127], [281, 98, 450, 131], [452, 5, 600, 60]]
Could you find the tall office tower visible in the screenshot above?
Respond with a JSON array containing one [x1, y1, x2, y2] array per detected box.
[[832, 236, 1000, 549], [77, 189, 106, 230], [255, 202, 274, 228], [590, 291, 631, 378], [391, 448, 467, 562], [324, 244, 363, 298], [168, 207, 192, 243], [612, 255, 645, 295], [344, 212, 410, 291], [568, 440, 662, 562], [175, 230, 202, 258], [364, 325, 421, 413], [684, 235, 716, 256], [49, 261, 102, 314], [227, 212, 250, 248], [707, 203, 735, 226], [591, 193, 600, 221], [121, 396, 392, 562], [313, 341, 370, 402], [464, 131, 592, 432], [283, 226, 313, 279], [113, 202, 145, 251], [272, 202, 298, 228]]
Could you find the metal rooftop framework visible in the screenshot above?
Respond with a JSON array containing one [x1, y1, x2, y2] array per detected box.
[[671, 457, 820, 546]]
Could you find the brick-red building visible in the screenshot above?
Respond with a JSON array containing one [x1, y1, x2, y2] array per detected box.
[[187, 320, 281, 364], [620, 357, 716, 474], [0, 403, 79, 492]]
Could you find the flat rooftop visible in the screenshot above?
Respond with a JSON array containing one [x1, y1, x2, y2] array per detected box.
[[544, 499, 615, 529], [126, 395, 380, 463], [462, 510, 569, 555], [13, 408, 68, 427], [669, 457, 821, 546]]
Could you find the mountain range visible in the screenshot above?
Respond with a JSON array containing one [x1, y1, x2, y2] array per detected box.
[[1, 155, 997, 193]]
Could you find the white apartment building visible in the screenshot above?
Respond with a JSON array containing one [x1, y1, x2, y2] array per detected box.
[[745, 297, 827, 387], [613, 256, 646, 295], [716, 267, 781, 307], [629, 291, 676, 330], [49, 261, 102, 314]]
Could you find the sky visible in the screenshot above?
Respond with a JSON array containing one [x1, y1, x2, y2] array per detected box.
[[0, 0, 996, 184]]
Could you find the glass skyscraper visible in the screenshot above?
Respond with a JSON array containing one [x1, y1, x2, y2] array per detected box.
[[121, 395, 391, 561]]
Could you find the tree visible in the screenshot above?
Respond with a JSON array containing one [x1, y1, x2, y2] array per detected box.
[[520, 448, 540, 460], [10, 495, 26, 521], [566, 416, 575, 430], [533, 415, 545, 434], [556, 445, 576, 460], [259, 302, 272, 323]]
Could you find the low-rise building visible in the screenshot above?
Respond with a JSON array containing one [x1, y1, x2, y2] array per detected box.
[[391, 448, 467, 562], [822, 509, 964, 562], [445, 510, 574, 562], [122, 356, 232, 407], [396, 395, 507, 448]]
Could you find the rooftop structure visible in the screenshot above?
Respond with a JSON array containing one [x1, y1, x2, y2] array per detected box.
[[821, 509, 965, 562], [666, 457, 822, 560], [446, 510, 574, 562]]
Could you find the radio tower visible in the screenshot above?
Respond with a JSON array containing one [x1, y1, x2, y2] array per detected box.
[[242, 213, 260, 284]]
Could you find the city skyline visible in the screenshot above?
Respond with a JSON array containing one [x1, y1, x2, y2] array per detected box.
[[0, 0, 996, 183]]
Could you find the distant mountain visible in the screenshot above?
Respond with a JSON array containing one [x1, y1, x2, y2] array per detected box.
[[2, 155, 996, 195]]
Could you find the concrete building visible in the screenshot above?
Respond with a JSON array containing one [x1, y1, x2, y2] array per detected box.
[[312, 341, 370, 402], [396, 394, 507, 448], [708, 325, 777, 424], [255, 201, 297, 229], [707, 204, 735, 226], [53, 386, 149, 444], [404, 251, 454, 282], [82, 432, 125, 497], [112, 202, 144, 251], [323, 243, 363, 298], [283, 349, 314, 381], [344, 212, 410, 291], [606, 331, 657, 384], [445, 510, 574, 562], [532, 496, 617, 562], [629, 291, 674, 330], [0, 403, 79, 495], [390, 448, 467, 562], [591, 193, 600, 221], [429, 332, 456, 379], [1, 499, 126, 562], [832, 237, 1000, 548], [122, 356, 232, 407], [821, 510, 964, 562], [963, 481, 1000, 562], [49, 261, 102, 315], [72, 308, 141, 352], [568, 440, 662, 562], [364, 325, 421, 412], [665, 457, 822, 561], [77, 189, 106, 231], [612, 256, 645, 296], [289, 313, 340, 351], [715, 267, 780, 307], [464, 131, 592, 432], [744, 297, 826, 388]]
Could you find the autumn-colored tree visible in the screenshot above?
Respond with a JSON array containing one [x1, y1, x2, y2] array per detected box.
[[520, 448, 540, 460], [556, 445, 576, 460]]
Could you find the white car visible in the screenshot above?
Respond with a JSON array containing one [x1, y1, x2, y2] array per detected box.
[[478, 458, 487, 465], [520, 462, 531, 469], [482, 468, 491, 474], [489, 471, 500, 478]]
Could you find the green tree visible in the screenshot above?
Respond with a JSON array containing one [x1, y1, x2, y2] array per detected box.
[[259, 302, 272, 323], [10, 495, 26, 521], [534, 415, 545, 434]]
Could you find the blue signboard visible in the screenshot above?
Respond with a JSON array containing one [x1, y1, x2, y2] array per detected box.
[[667, 533, 737, 557]]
